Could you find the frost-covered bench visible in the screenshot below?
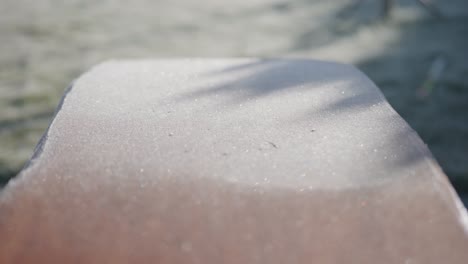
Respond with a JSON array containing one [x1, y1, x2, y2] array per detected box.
[[1, 59, 467, 263]]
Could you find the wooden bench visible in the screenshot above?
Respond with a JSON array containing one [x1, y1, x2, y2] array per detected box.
[[1, 59, 467, 263]]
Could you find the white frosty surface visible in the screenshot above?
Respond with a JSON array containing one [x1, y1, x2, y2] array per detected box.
[[1, 59, 467, 263], [26, 59, 442, 189]]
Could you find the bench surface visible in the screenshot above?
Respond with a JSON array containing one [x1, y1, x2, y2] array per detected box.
[[1, 59, 467, 263]]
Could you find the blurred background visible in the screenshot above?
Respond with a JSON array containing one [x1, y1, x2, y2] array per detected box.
[[0, 0, 467, 202]]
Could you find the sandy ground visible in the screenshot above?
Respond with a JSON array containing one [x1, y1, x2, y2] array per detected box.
[[1, 0, 467, 198]]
